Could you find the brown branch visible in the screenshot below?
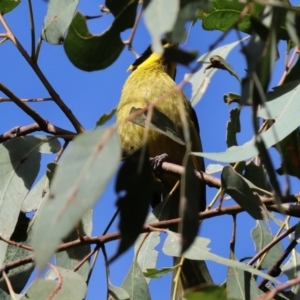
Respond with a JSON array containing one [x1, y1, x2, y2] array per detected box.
[[258, 239, 298, 289], [2, 270, 17, 300], [161, 161, 221, 188], [0, 123, 76, 143], [0, 236, 33, 251], [256, 277, 300, 300], [0, 97, 53, 102], [247, 224, 297, 266], [0, 14, 85, 134], [47, 264, 63, 300], [0, 195, 298, 279]]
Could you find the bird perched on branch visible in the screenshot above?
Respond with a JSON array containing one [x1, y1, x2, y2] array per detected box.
[[116, 42, 211, 295]]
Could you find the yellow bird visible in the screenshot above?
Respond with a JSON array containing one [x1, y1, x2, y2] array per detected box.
[[116, 43, 210, 292]]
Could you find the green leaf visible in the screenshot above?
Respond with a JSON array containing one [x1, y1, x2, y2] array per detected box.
[[163, 47, 198, 66], [133, 198, 171, 284], [0, 213, 34, 294], [42, 0, 79, 44], [111, 148, 152, 262], [64, 12, 124, 71], [251, 221, 283, 270], [188, 37, 249, 106], [226, 251, 263, 299], [134, 231, 160, 284], [96, 107, 117, 126], [185, 285, 228, 300], [108, 283, 130, 300], [168, 0, 210, 44], [105, 0, 138, 32], [21, 268, 87, 300], [121, 260, 151, 300], [0, 0, 21, 14], [143, 267, 173, 278], [193, 81, 300, 162], [0, 136, 59, 265], [180, 156, 201, 253], [275, 128, 300, 179], [221, 166, 264, 220], [243, 161, 271, 195], [33, 128, 121, 272], [226, 107, 241, 148], [143, 0, 180, 54], [198, 0, 264, 33], [281, 250, 300, 280], [204, 55, 240, 82], [22, 174, 49, 213], [163, 231, 280, 283], [55, 209, 93, 280], [223, 92, 241, 105], [286, 11, 300, 49], [130, 106, 185, 145], [284, 55, 300, 84]]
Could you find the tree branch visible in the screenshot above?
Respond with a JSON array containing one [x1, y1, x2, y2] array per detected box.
[[0, 14, 85, 133], [0, 122, 76, 143]]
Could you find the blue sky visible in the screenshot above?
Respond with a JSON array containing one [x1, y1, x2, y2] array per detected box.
[[1, 1, 298, 299]]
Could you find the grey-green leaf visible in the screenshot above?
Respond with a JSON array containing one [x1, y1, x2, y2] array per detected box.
[[163, 231, 279, 283], [251, 221, 283, 270], [42, 0, 79, 44], [21, 267, 87, 300], [121, 260, 151, 300], [143, 0, 179, 54], [226, 251, 263, 299], [55, 209, 93, 280], [0, 136, 59, 266], [109, 283, 130, 300], [33, 128, 121, 272], [193, 81, 300, 162], [188, 37, 249, 106]]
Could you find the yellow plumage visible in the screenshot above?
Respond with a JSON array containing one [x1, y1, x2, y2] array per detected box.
[[116, 44, 210, 292]]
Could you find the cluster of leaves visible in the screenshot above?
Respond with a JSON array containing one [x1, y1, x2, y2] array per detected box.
[[1, 0, 300, 299]]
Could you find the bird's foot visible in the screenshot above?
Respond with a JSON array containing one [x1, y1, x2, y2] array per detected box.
[[150, 153, 169, 176]]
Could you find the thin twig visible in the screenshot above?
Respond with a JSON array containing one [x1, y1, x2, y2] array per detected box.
[[0, 14, 85, 133], [2, 271, 17, 300], [256, 277, 300, 300], [258, 239, 298, 289], [230, 214, 237, 253], [247, 224, 297, 266], [0, 97, 53, 102], [0, 122, 76, 144], [124, 3, 143, 52], [47, 264, 63, 300], [0, 236, 33, 251], [278, 46, 299, 85], [27, 0, 35, 59], [0, 195, 299, 278]]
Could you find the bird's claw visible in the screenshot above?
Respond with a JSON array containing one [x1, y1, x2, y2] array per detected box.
[[150, 153, 169, 176]]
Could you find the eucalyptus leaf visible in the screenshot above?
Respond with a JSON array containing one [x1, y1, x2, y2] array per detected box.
[[130, 106, 185, 145], [143, 0, 179, 54], [188, 37, 249, 106], [221, 166, 264, 220], [42, 0, 79, 44], [193, 81, 300, 162], [121, 260, 151, 300], [163, 231, 280, 283], [33, 128, 120, 272]]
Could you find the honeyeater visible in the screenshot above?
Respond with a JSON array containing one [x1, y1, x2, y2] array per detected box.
[[116, 43, 211, 293]]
